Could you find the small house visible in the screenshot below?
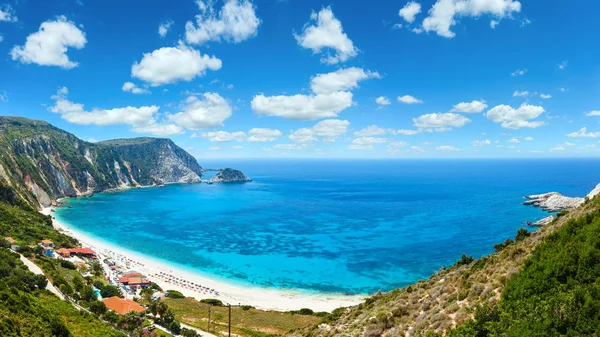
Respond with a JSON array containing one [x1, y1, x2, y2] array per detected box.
[[102, 296, 146, 315], [4, 237, 19, 252], [39, 240, 54, 257]]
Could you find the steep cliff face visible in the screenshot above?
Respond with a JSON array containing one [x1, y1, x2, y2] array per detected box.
[[0, 117, 203, 207]]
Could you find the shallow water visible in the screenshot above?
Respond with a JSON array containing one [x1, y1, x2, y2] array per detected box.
[[56, 159, 599, 294]]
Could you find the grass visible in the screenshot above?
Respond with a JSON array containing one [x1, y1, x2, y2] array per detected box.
[[164, 298, 323, 337]]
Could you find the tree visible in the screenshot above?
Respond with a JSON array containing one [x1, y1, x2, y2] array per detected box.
[[59, 283, 74, 297], [163, 309, 175, 325], [140, 288, 154, 302], [89, 301, 107, 316], [72, 275, 83, 291], [92, 262, 102, 276], [169, 321, 181, 335], [149, 301, 158, 317], [104, 310, 119, 324], [80, 285, 97, 302], [157, 302, 168, 318], [181, 328, 200, 337], [515, 228, 531, 242], [124, 312, 143, 331], [34, 274, 47, 289]]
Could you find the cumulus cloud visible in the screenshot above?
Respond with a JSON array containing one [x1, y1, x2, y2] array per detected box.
[[398, 95, 423, 104], [486, 103, 545, 129], [185, 0, 260, 45], [413, 113, 471, 131], [421, 0, 522, 38], [201, 131, 246, 142], [586, 110, 600, 117], [310, 67, 380, 95], [550, 146, 564, 152], [168, 93, 232, 129], [158, 20, 173, 38], [273, 144, 303, 150], [132, 43, 222, 86], [508, 137, 520, 143], [48, 87, 181, 135], [252, 92, 352, 120], [392, 129, 421, 135], [122, 82, 150, 95], [348, 137, 387, 150], [450, 100, 487, 113], [354, 125, 388, 137], [513, 90, 529, 97], [11, 16, 86, 69], [472, 140, 491, 147], [289, 119, 350, 143], [375, 96, 391, 106], [511, 68, 527, 76], [436, 145, 460, 152], [0, 4, 17, 22], [540, 93, 552, 99], [294, 6, 357, 64], [247, 128, 282, 142], [567, 127, 600, 138], [399, 2, 422, 23], [524, 136, 534, 141]]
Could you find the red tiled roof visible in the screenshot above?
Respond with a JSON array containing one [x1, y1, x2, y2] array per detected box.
[[4, 237, 15, 244], [40, 240, 53, 244], [68, 248, 96, 255], [102, 296, 145, 315]]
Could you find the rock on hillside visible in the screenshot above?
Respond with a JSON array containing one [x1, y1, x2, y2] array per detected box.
[[0, 116, 203, 207], [209, 168, 252, 183]]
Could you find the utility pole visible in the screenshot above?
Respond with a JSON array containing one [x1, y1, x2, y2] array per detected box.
[[227, 303, 241, 337]]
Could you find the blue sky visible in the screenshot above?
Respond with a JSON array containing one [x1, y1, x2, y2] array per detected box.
[[1, 0, 599, 159]]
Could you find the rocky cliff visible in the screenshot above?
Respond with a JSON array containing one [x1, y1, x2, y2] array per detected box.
[[0, 116, 203, 207]]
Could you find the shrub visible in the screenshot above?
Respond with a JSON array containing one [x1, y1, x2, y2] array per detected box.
[[165, 290, 184, 299], [298, 308, 314, 315], [456, 254, 474, 266], [240, 305, 253, 310], [60, 260, 76, 270], [89, 301, 107, 315], [515, 228, 530, 242], [200, 298, 223, 306]]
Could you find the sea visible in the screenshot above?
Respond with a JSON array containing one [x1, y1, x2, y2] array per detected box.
[[55, 159, 600, 295]]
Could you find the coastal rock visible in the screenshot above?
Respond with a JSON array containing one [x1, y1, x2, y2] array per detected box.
[[209, 168, 252, 183], [587, 183, 600, 200], [527, 215, 555, 227], [523, 192, 584, 212]]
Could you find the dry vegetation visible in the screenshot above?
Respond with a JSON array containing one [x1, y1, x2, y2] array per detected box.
[[290, 202, 596, 337]]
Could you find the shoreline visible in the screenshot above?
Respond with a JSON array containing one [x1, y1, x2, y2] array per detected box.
[[41, 207, 365, 312]]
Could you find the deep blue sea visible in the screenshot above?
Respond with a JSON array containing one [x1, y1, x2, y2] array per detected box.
[[55, 159, 600, 295]]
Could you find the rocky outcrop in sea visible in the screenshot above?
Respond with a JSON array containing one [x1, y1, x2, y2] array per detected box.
[[524, 183, 600, 213], [209, 168, 252, 183]]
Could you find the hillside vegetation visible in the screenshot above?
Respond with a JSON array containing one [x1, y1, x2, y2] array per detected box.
[[292, 197, 600, 337]]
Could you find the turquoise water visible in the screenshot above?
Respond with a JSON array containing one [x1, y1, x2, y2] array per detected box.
[[56, 159, 599, 295]]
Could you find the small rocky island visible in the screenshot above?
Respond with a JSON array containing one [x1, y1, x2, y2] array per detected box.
[[524, 183, 600, 226], [208, 168, 252, 184]]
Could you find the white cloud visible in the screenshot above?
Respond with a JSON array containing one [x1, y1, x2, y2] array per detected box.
[[558, 60, 568, 70], [122, 82, 150, 95], [393, 23, 403, 29], [289, 119, 350, 143], [486, 103, 545, 129], [392, 129, 421, 135], [273, 144, 303, 150], [399, 2, 422, 23], [540, 93, 552, 99], [0, 91, 7, 102], [388, 141, 408, 148], [561, 142, 576, 147], [450, 100, 487, 113], [310, 67, 380, 95], [49, 87, 181, 135], [586, 110, 600, 117], [201, 131, 246, 142], [524, 136, 534, 141], [209, 146, 221, 151], [567, 127, 600, 138], [158, 20, 173, 38], [11, 16, 86, 69], [472, 140, 491, 147], [398, 95, 423, 104], [348, 137, 387, 150], [413, 113, 471, 131], [421, 0, 521, 38], [513, 90, 529, 97], [354, 125, 388, 137], [132, 43, 222, 86], [511, 68, 527, 76], [560, 88, 569, 92], [0, 4, 17, 22], [251, 91, 353, 120], [185, 0, 260, 45], [168, 93, 232, 129], [375, 96, 391, 106], [412, 146, 426, 153], [508, 137, 520, 144], [294, 6, 357, 64], [247, 128, 282, 142], [550, 146, 564, 152], [490, 20, 499, 28], [436, 145, 460, 152]]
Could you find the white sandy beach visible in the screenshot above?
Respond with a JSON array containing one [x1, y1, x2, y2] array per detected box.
[[41, 207, 364, 312]]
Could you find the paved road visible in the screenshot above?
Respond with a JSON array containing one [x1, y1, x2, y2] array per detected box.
[[19, 254, 65, 300]]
